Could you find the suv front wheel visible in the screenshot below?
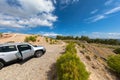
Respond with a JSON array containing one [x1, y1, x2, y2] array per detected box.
[[34, 51, 43, 57], [0, 61, 4, 70]]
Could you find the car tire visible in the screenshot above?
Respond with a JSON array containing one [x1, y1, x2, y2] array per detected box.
[[0, 61, 4, 70], [34, 51, 43, 57]]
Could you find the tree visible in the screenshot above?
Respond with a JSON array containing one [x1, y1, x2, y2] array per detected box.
[[75, 36, 80, 40], [80, 36, 90, 42]]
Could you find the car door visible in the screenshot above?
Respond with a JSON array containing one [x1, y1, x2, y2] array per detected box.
[[17, 44, 33, 60], [0, 45, 18, 62]]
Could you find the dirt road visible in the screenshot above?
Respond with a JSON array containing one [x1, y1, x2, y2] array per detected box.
[[0, 44, 65, 80]]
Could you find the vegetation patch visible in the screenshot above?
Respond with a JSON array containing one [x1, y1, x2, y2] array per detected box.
[[85, 55, 91, 61], [56, 35, 120, 45], [56, 42, 89, 80], [0, 32, 2, 37], [24, 36, 37, 42], [107, 55, 120, 74], [65, 42, 77, 54], [113, 48, 120, 54], [45, 37, 49, 42], [46, 37, 58, 44]]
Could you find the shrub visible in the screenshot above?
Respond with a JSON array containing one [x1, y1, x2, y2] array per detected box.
[[29, 36, 36, 42], [24, 37, 29, 42], [94, 55, 98, 59], [82, 44, 85, 48], [50, 38, 53, 44], [46, 37, 49, 42], [56, 43, 89, 80], [0, 32, 2, 37], [65, 42, 77, 54], [107, 55, 120, 73], [113, 48, 120, 54], [85, 55, 91, 61], [24, 36, 36, 42]]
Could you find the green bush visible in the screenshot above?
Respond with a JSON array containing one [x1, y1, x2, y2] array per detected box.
[[113, 48, 120, 54], [29, 36, 36, 42], [24, 37, 29, 42], [65, 42, 77, 54], [46, 37, 49, 42], [50, 38, 53, 44], [24, 36, 36, 42], [56, 43, 89, 80], [107, 55, 120, 73]]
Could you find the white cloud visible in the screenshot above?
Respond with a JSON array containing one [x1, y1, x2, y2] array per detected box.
[[0, 0, 57, 29], [104, 0, 113, 6], [92, 15, 106, 22], [58, 0, 79, 9], [39, 32, 62, 37], [105, 6, 120, 15], [60, 0, 79, 4], [72, 0, 79, 3], [0, 20, 23, 28], [53, 0, 57, 4], [89, 32, 120, 39], [104, 0, 120, 6], [86, 6, 120, 22], [85, 15, 106, 22], [91, 9, 98, 14]]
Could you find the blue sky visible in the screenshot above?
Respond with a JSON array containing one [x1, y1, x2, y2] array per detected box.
[[0, 0, 120, 38]]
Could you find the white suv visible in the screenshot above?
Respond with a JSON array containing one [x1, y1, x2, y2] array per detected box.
[[0, 42, 46, 69]]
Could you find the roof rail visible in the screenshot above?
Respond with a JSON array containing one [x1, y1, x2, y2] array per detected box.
[[6, 41, 15, 43]]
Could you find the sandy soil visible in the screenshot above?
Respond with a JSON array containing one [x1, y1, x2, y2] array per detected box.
[[0, 44, 65, 80], [76, 44, 118, 80], [0, 33, 29, 43]]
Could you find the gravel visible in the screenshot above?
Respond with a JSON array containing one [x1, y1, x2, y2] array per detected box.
[[0, 44, 65, 80]]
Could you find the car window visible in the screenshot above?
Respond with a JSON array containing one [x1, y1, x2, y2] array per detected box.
[[0, 45, 17, 52], [17, 44, 31, 51]]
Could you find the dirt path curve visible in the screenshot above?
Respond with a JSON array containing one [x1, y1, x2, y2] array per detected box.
[[0, 44, 65, 80]]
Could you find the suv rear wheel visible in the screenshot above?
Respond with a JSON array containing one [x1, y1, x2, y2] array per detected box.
[[34, 51, 43, 57], [0, 61, 4, 70]]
